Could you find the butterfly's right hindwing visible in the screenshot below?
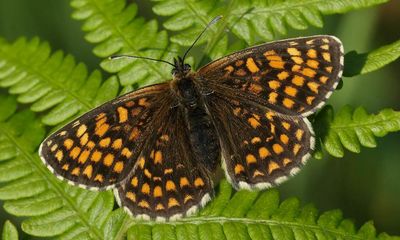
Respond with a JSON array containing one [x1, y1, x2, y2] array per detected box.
[[39, 83, 170, 190]]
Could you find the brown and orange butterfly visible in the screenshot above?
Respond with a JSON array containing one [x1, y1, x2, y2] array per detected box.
[[39, 18, 344, 221]]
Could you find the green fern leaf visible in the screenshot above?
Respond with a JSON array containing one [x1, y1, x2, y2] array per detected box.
[[70, 0, 177, 88], [1, 220, 18, 240], [313, 105, 400, 158], [0, 37, 119, 126], [344, 39, 400, 77], [104, 180, 399, 240], [152, 0, 388, 58], [0, 94, 114, 239]]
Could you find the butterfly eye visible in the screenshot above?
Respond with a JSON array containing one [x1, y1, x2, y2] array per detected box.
[[184, 64, 191, 72]]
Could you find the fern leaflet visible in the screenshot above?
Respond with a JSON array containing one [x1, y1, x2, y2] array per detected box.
[[0, 37, 119, 126], [1, 221, 18, 240], [314, 105, 400, 158]]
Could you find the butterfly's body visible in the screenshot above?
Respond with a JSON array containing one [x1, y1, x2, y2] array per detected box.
[[171, 70, 221, 173], [40, 35, 344, 221]]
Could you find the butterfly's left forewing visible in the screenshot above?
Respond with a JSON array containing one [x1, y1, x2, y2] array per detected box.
[[199, 35, 344, 116], [39, 83, 170, 190]]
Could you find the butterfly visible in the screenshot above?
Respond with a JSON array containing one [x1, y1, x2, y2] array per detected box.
[[39, 18, 344, 221]]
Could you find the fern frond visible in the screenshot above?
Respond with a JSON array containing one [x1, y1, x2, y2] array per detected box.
[[70, 0, 176, 88], [103, 180, 399, 240], [1, 220, 18, 240], [0, 37, 119, 126], [313, 105, 400, 158], [152, 0, 388, 58], [0, 95, 114, 239], [344, 39, 400, 77]]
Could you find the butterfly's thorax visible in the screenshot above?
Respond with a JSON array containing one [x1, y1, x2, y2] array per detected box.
[[170, 73, 220, 172]]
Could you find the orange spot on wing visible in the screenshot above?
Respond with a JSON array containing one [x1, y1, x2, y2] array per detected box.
[[113, 161, 124, 173], [268, 92, 278, 104], [154, 186, 162, 197], [307, 49, 317, 58], [103, 153, 114, 166], [273, 144, 284, 154], [302, 68, 317, 78], [129, 127, 140, 141], [292, 75, 305, 86], [55, 150, 63, 161], [280, 134, 289, 144], [117, 106, 128, 123], [166, 180, 176, 191], [248, 117, 261, 129], [268, 161, 280, 174], [144, 169, 152, 178], [76, 124, 87, 137], [287, 47, 301, 56], [307, 82, 319, 93], [184, 195, 193, 203], [277, 71, 289, 80], [325, 66, 333, 73], [246, 58, 260, 73], [83, 165, 93, 178], [268, 80, 281, 90], [259, 147, 270, 159], [307, 96, 315, 105], [71, 167, 80, 176], [295, 129, 304, 141], [234, 164, 245, 175], [291, 56, 304, 64], [112, 138, 122, 149], [99, 137, 111, 147], [251, 137, 261, 144], [180, 177, 190, 188], [78, 150, 90, 164], [283, 158, 292, 166], [126, 192, 136, 202], [141, 183, 150, 195], [138, 200, 150, 209], [94, 174, 104, 182], [155, 203, 165, 210], [131, 177, 138, 187], [283, 98, 295, 109], [320, 76, 329, 84], [95, 124, 109, 137], [64, 139, 74, 150], [138, 98, 150, 107], [246, 154, 257, 165], [249, 83, 263, 94], [293, 144, 301, 155], [138, 157, 145, 169], [91, 150, 102, 162], [164, 168, 173, 174], [282, 122, 291, 130], [168, 198, 180, 208], [194, 178, 205, 187], [80, 133, 89, 146], [154, 150, 163, 164], [121, 148, 132, 158], [70, 147, 81, 159], [307, 59, 319, 69], [284, 86, 297, 97]]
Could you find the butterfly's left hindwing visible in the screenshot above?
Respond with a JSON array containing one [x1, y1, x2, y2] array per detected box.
[[39, 84, 170, 190]]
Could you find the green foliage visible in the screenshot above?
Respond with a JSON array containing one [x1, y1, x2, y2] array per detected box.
[[152, 0, 388, 58], [0, 37, 119, 126], [314, 106, 400, 158], [106, 180, 400, 240], [1, 220, 18, 240], [0, 94, 114, 239], [70, 0, 178, 88], [0, 0, 399, 239]]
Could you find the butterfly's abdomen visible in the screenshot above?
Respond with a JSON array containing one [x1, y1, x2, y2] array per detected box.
[[172, 75, 220, 171], [185, 105, 220, 172]]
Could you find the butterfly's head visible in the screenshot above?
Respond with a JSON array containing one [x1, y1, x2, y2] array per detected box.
[[171, 56, 191, 78]]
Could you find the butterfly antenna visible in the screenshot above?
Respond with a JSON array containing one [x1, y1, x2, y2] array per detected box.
[[108, 54, 175, 67], [182, 15, 223, 63]]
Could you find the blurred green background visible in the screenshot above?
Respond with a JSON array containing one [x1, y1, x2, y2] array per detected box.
[[0, 0, 399, 237]]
